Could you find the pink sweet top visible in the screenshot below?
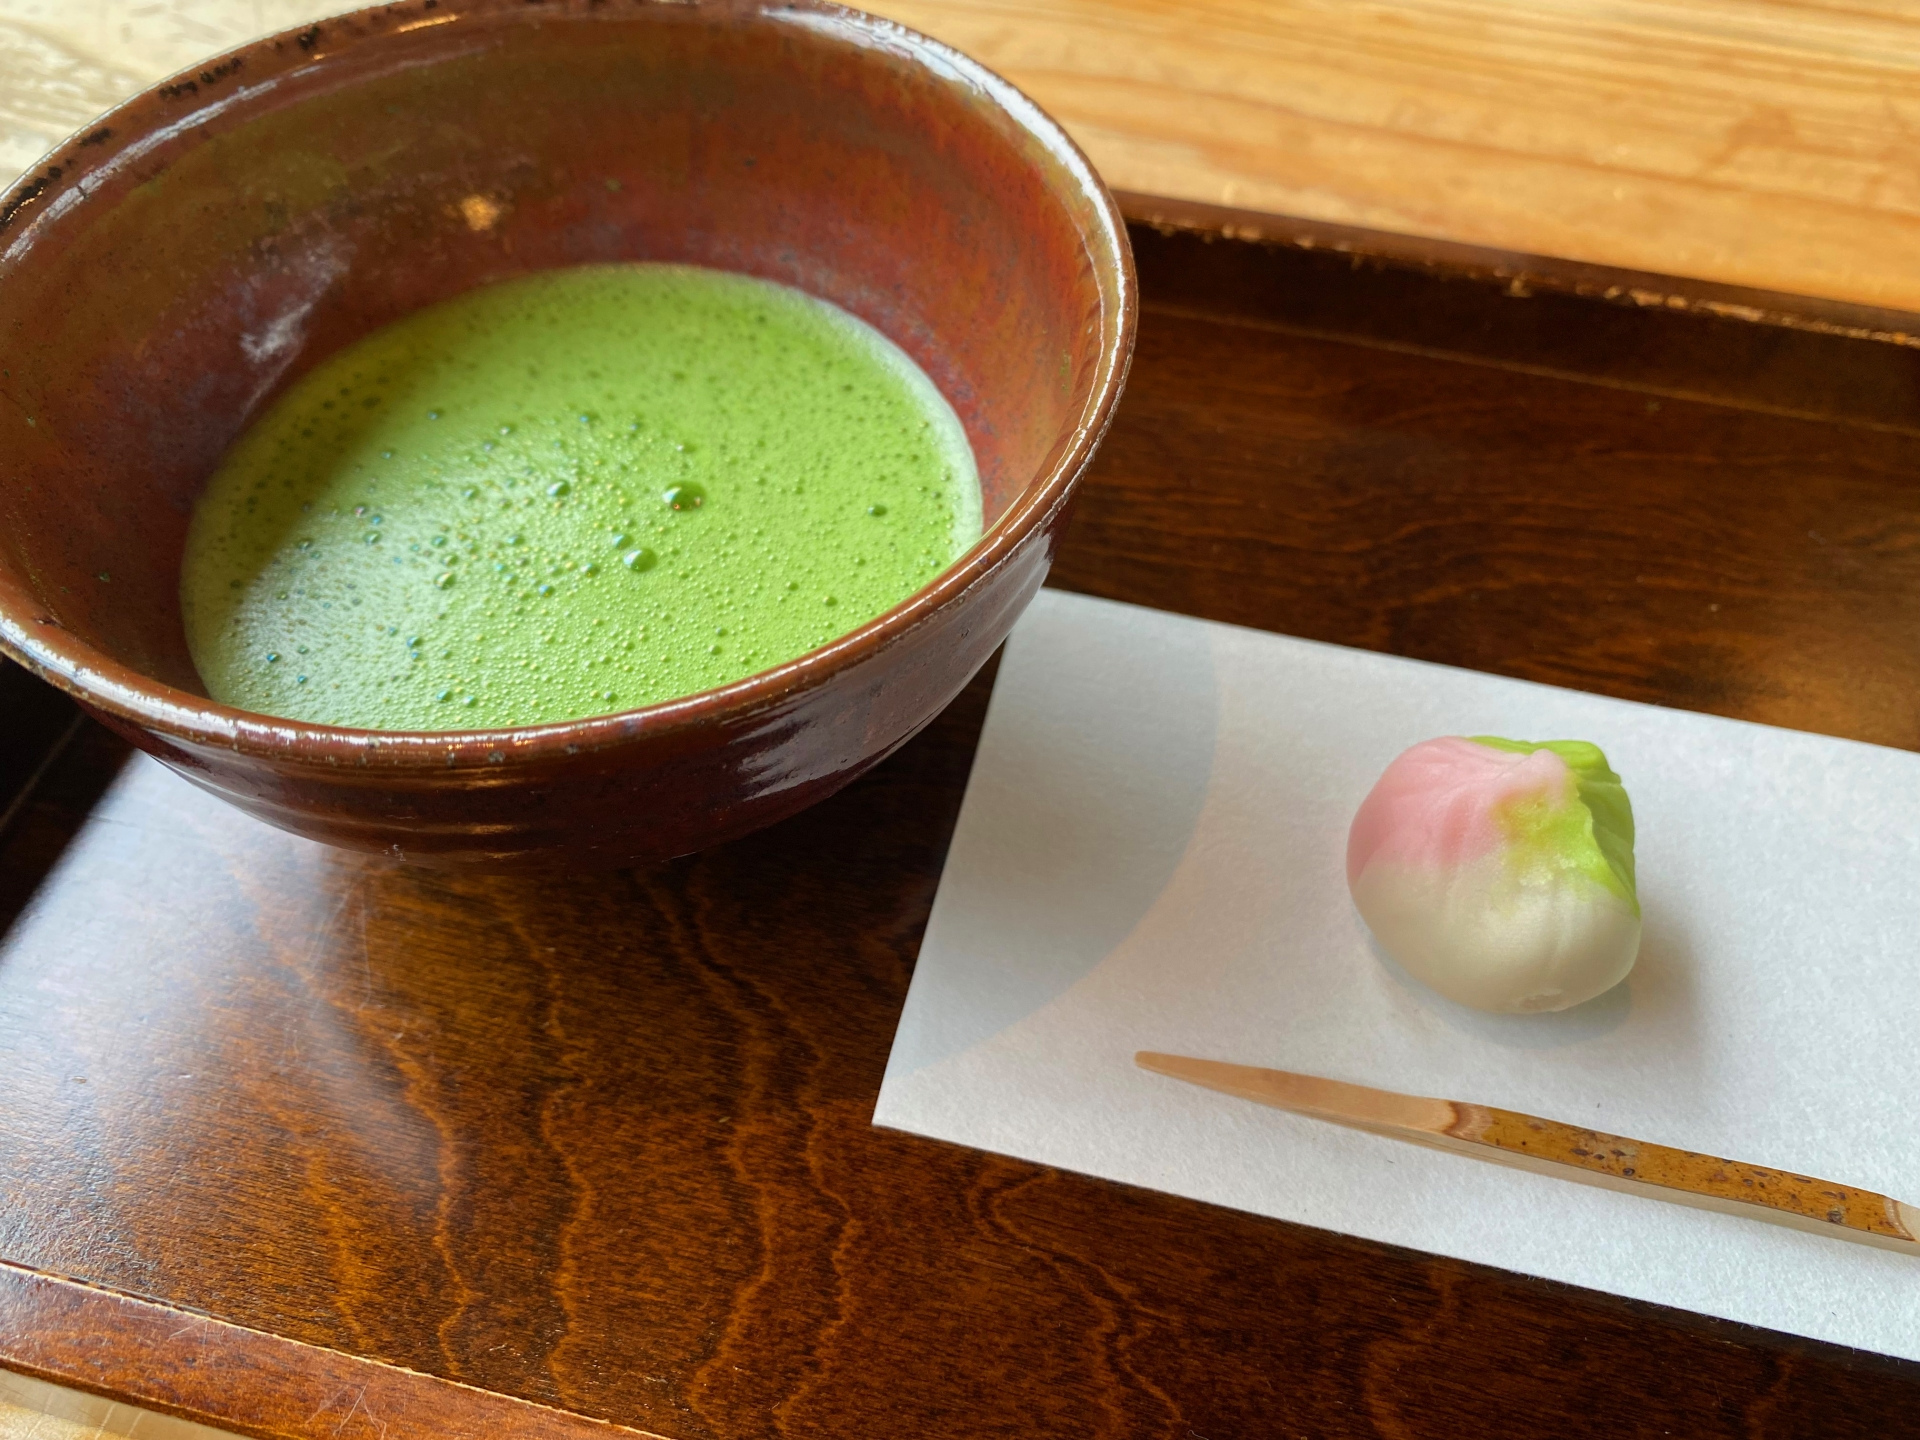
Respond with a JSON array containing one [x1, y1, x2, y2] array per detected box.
[[1345, 737, 1573, 886]]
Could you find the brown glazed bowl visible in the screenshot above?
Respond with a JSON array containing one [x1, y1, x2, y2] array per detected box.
[[0, 0, 1134, 868]]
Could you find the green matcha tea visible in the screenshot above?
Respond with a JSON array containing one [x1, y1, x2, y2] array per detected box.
[[181, 264, 981, 730]]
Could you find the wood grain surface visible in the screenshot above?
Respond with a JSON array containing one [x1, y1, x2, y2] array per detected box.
[[5, 226, 1920, 1436], [877, 0, 1920, 313], [0, 1264, 663, 1439], [14, 0, 1920, 312], [1, 1365, 245, 1440]]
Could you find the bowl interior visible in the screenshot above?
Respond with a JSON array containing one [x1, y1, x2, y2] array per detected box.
[[0, 0, 1118, 712]]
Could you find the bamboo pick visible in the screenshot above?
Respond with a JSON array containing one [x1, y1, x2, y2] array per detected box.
[[1135, 1052, 1920, 1256]]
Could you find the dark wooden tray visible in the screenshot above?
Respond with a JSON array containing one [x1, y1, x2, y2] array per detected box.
[[5, 219, 1919, 1439]]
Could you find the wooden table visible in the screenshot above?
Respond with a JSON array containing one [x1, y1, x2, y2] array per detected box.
[[6, 4, 1920, 1438], [8, 219, 1920, 1440]]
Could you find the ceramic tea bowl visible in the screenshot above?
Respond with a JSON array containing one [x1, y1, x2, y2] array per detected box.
[[0, 0, 1134, 867]]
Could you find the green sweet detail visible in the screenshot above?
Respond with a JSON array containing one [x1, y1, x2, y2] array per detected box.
[[1468, 736, 1639, 915]]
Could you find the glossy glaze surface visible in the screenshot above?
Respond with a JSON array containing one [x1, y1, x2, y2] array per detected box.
[[0, 0, 1134, 867]]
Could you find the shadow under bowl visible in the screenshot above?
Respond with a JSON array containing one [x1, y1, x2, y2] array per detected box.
[[0, 0, 1135, 869]]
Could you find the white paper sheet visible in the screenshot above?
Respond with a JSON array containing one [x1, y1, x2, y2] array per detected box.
[[875, 587, 1920, 1359]]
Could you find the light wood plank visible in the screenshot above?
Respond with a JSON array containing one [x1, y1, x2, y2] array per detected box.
[[0, 1370, 244, 1439], [0, 1, 339, 179], [8, 2, 1920, 326], [876, 0, 1920, 311]]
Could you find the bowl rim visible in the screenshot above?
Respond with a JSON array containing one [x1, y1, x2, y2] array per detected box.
[[0, 0, 1136, 769]]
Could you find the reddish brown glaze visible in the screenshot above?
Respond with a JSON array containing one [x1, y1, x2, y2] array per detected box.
[[0, 0, 1135, 868]]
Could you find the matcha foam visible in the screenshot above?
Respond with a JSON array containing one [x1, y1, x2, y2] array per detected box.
[[182, 263, 981, 730]]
